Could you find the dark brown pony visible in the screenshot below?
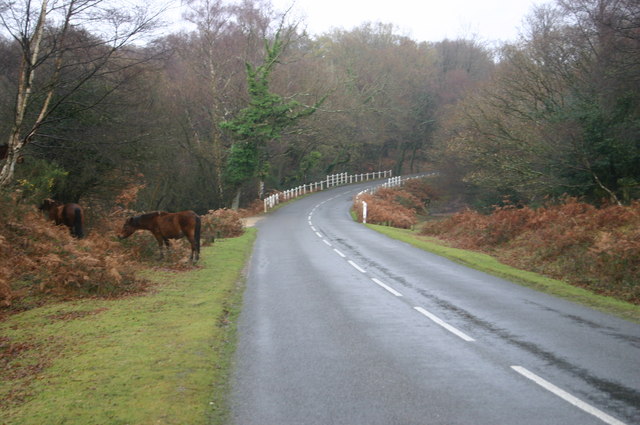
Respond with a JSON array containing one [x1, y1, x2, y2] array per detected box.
[[118, 211, 201, 262], [39, 199, 85, 238]]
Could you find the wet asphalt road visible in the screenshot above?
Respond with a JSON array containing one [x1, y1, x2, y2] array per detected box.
[[231, 182, 640, 425]]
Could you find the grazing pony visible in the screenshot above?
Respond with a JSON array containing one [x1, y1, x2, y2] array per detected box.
[[118, 211, 201, 262], [39, 198, 85, 238]]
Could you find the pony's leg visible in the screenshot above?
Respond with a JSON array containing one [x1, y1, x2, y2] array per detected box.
[[164, 239, 172, 259], [188, 218, 201, 262], [154, 235, 165, 259], [187, 236, 197, 262]]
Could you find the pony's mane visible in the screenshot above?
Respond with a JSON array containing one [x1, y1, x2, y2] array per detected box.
[[137, 211, 163, 219], [131, 211, 166, 226]]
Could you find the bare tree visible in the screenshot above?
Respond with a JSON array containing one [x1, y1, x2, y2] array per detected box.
[[434, 0, 640, 206], [0, 0, 163, 187]]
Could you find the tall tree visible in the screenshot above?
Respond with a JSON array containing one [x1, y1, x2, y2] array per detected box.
[[434, 0, 640, 206], [0, 0, 161, 187], [221, 27, 323, 207]]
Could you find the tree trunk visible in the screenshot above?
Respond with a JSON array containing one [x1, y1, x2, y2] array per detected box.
[[0, 0, 49, 187], [231, 189, 241, 210]]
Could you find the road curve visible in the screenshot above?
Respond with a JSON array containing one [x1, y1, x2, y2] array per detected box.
[[231, 182, 640, 425]]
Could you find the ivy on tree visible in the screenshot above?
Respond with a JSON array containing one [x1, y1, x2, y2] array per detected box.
[[221, 30, 323, 190]]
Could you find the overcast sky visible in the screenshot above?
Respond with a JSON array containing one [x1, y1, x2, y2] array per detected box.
[[163, 0, 553, 44], [271, 0, 552, 43]]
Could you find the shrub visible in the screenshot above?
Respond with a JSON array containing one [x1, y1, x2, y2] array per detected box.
[[354, 191, 417, 229], [420, 198, 640, 303], [0, 191, 147, 309], [352, 180, 439, 229], [201, 208, 244, 242], [238, 199, 264, 217]]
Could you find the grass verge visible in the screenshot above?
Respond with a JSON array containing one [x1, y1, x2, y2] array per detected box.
[[368, 224, 640, 323], [0, 228, 256, 425]]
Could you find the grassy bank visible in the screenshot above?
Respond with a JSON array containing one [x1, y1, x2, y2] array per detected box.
[[369, 224, 640, 323], [1, 229, 256, 425]]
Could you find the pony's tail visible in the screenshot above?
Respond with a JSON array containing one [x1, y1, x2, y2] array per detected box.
[[73, 207, 84, 238], [194, 215, 201, 257]]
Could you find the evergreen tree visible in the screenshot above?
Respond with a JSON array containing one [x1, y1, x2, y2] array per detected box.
[[221, 29, 324, 206]]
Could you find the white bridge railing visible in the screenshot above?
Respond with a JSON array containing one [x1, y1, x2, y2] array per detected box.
[[263, 170, 393, 212]]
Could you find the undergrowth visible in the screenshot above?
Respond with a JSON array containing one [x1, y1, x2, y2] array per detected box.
[[421, 198, 640, 304], [1, 184, 247, 313], [0, 192, 146, 311], [352, 179, 438, 228], [354, 182, 639, 305]]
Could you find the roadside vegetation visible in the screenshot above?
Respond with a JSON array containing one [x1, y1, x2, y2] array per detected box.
[[0, 184, 258, 425], [353, 179, 640, 322], [1, 216, 255, 425]]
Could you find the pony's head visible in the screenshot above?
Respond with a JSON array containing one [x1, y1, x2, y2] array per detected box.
[[118, 216, 139, 239], [39, 198, 60, 212]]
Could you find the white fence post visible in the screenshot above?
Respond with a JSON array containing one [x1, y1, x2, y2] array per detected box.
[[362, 201, 367, 224]]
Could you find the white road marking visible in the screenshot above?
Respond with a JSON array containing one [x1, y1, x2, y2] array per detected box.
[[371, 278, 402, 297], [311, 226, 316, 231], [315, 231, 323, 238], [413, 307, 475, 342], [348, 260, 366, 273], [323, 239, 332, 247], [333, 249, 346, 258], [511, 366, 628, 425]]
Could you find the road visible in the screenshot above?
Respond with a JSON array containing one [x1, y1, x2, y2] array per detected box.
[[231, 181, 640, 425]]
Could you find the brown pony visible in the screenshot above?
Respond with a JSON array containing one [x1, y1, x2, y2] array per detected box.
[[118, 211, 201, 262], [39, 198, 85, 238]]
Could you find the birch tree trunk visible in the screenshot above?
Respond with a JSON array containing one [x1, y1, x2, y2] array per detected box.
[[0, 0, 49, 187], [0, 0, 159, 188]]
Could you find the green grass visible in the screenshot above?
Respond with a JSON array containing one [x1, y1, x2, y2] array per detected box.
[[1, 229, 256, 425], [368, 224, 640, 323]]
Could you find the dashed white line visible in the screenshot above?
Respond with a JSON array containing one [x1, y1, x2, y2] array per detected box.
[[511, 366, 627, 425], [371, 278, 402, 297], [348, 260, 366, 273], [309, 200, 627, 425], [413, 307, 475, 342]]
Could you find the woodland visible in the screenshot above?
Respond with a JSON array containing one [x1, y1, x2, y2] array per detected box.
[[0, 0, 639, 306], [0, 0, 636, 212], [1, 3, 638, 420]]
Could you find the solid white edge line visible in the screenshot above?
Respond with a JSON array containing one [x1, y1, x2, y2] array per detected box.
[[333, 248, 346, 258], [413, 307, 475, 342], [511, 366, 627, 425], [348, 260, 366, 273], [371, 278, 402, 297]]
